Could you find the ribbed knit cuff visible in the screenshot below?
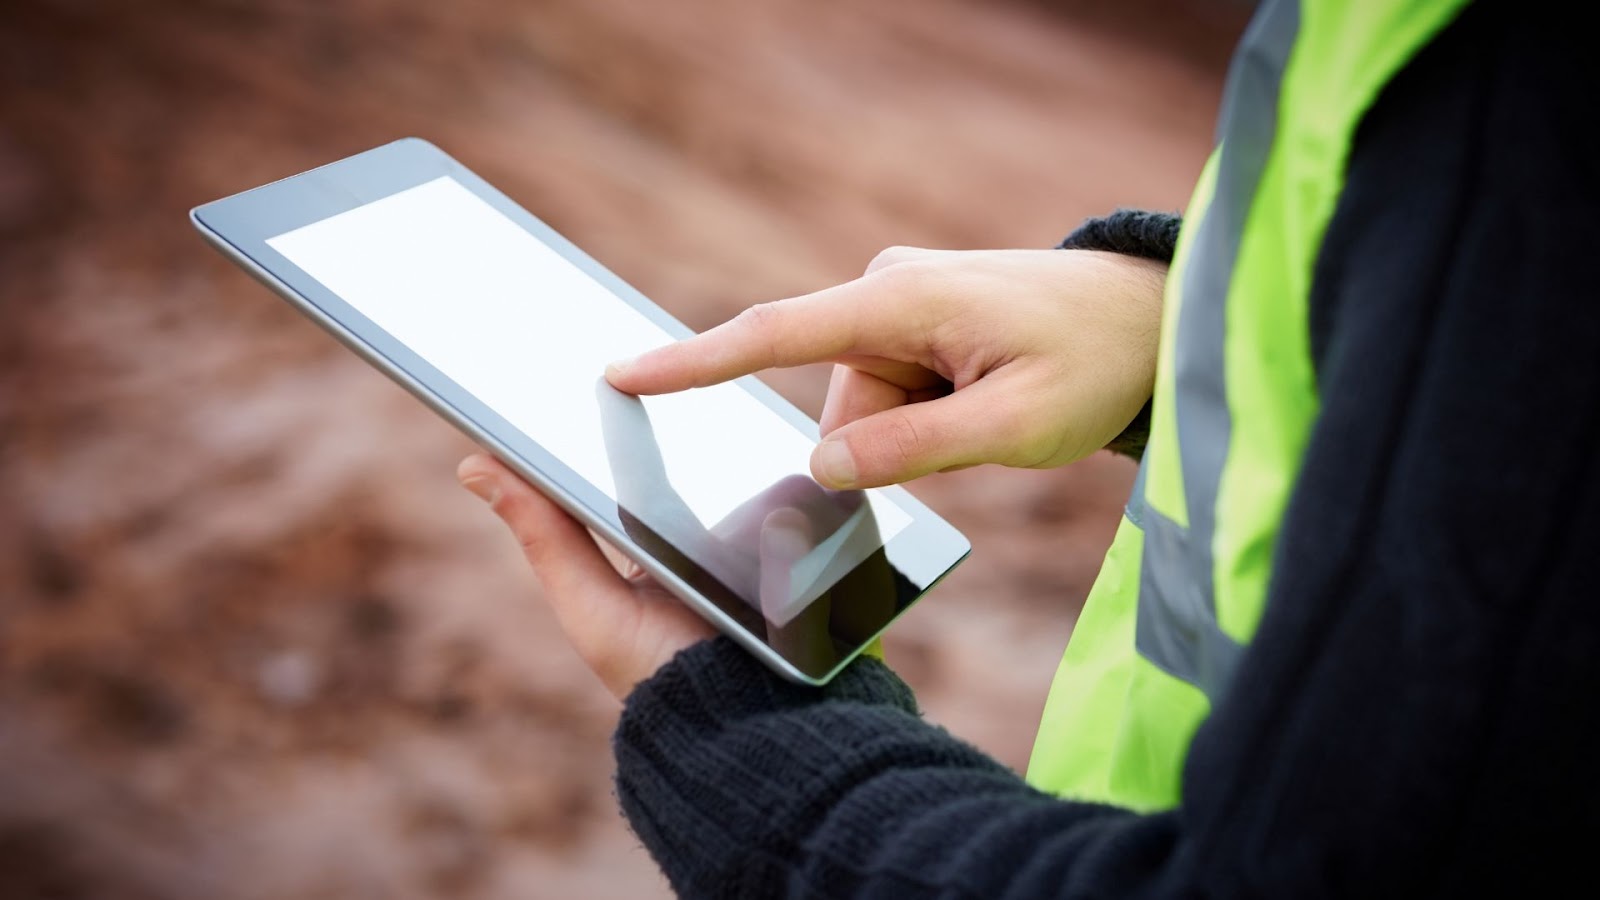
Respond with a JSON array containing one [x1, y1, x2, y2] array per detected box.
[[619, 637, 918, 727], [1057, 207, 1182, 262], [612, 637, 924, 895], [1056, 208, 1180, 459]]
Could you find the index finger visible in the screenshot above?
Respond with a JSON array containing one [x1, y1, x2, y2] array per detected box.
[[605, 270, 920, 395]]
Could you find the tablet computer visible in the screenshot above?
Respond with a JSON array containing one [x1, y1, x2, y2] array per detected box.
[[191, 138, 969, 684]]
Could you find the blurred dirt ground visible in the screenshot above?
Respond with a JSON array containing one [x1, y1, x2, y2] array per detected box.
[[0, 1, 1242, 897]]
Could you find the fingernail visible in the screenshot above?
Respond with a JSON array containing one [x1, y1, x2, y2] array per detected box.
[[814, 440, 857, 488], [605, 357, 635, 381], [461, 476, 500, 505]]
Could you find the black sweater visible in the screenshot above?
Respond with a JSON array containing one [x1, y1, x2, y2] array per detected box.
[[612, 3, 1600, 897]]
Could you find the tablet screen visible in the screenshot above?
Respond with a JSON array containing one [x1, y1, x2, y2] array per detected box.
[[265, 176, 911, 632]]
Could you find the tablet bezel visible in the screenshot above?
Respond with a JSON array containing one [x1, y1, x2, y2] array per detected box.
[[191, 137, 970, 684]]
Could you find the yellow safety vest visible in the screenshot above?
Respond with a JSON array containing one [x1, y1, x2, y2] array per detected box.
[[1027, 0, 1472, 811]]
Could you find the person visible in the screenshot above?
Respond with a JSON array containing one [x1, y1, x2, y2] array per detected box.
[[457, 0, 1600, 895]]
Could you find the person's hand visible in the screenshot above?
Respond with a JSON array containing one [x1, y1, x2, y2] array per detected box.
[[457, 453, 714, 700], [605, 247, 1165, 490]]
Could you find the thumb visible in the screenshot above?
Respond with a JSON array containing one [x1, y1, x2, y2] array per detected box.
[[809, 383, 1024, 489]]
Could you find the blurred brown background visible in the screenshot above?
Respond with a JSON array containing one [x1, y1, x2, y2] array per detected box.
[[0, 1, 1245, 897]]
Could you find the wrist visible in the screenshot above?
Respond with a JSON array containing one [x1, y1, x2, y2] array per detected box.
[[1057, 209, 1178, 459]]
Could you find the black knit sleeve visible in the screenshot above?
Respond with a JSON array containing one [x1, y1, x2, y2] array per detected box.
[[1174, 2, 1600, 894], [613, 638, 1165, 899], [1056, 208, 1181, 458]]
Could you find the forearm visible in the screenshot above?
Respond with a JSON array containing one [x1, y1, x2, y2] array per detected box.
[[614, 638, 1172, 899]]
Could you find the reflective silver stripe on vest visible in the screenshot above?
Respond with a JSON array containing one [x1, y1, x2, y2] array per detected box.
[[1132, 0, 1300, 701]]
